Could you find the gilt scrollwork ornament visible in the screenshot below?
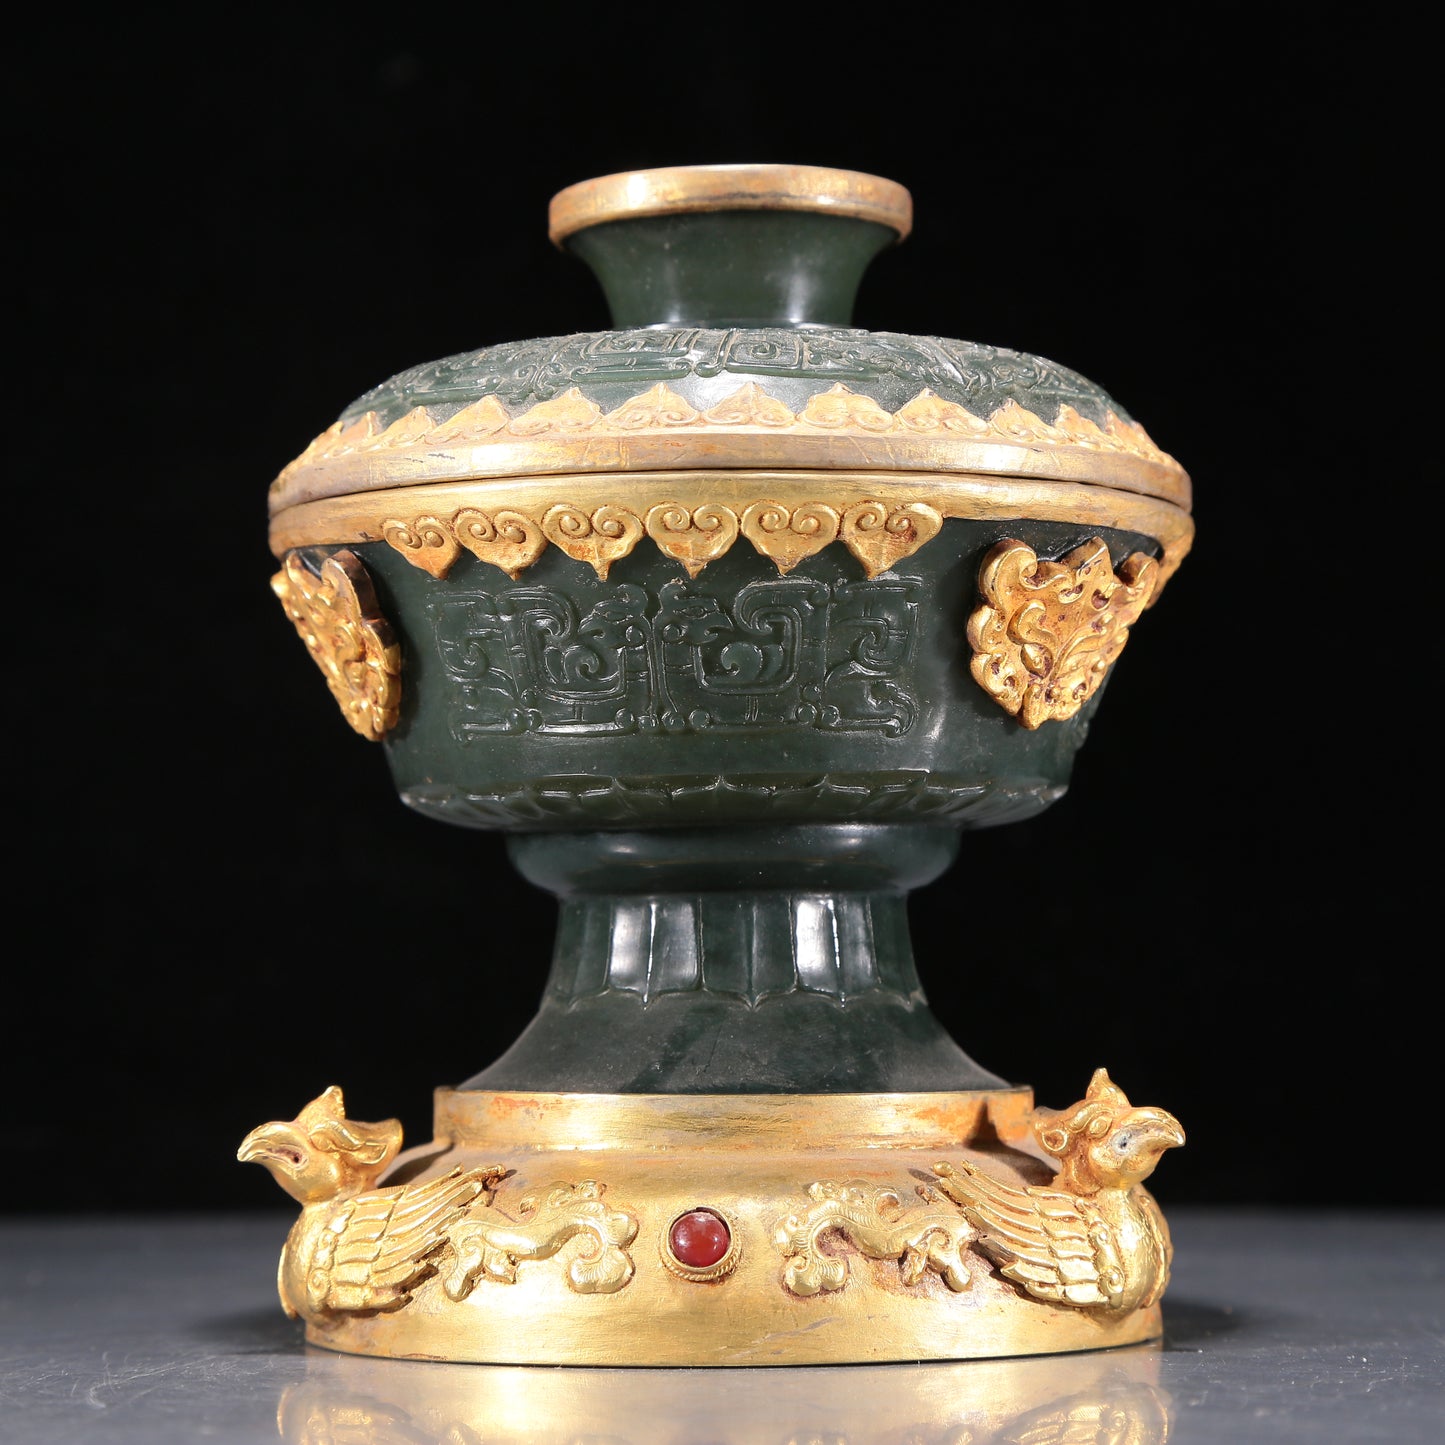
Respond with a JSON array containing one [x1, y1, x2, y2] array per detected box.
[[774, 1180, 975, 1296], [347, 493, 958, 585], [739, 500, 841, 573], [272, 378, 1185, 514], [442, 1180, 638, 1296], [541, 503, 645, 579], [452, 506, 546, 580], [272, 475, 1192, 594], [606, 381, 701, 429], [271, 549, 401, 740], [381, 514, 460, 579], [839, 499, 943, 578], [645, 502, 741, 578], [700, 380, 796, 427], [967, 538, 1158, 728], [238, 1088, 639, 1326]]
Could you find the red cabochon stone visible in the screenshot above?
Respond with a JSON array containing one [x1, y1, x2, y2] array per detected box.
[[669, 1209, 731, 1268]]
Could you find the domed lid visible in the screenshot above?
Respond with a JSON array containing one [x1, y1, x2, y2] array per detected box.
[[268, 165, 1191, 586]]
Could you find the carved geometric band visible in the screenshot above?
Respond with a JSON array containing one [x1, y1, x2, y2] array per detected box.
[[399, 774, 1065, 831], [269, 469, 1193, 595]]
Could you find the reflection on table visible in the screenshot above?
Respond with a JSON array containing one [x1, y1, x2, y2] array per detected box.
[[276, 1341, 1170, 1444]]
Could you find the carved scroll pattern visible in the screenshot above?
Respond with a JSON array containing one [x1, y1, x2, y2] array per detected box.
[[428, 576, 920, 739], [274, 328, 1185, 496]]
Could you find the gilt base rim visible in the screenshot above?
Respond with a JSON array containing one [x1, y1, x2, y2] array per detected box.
[[291, 1087, 1167, 1367]]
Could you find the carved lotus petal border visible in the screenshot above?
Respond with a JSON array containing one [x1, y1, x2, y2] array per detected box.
[[966, 538, 1158, 728], [271, 549, 401, 740]]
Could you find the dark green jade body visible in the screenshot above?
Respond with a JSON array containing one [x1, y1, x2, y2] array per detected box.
[[333, 206, 1169, 1094], [565, 211, 899, 329]]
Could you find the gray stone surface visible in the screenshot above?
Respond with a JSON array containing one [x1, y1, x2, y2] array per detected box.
[[2, 1210, 1441, 1443]]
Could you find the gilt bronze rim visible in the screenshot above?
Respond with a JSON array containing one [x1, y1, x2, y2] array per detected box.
[[548, 163, 914, 246]]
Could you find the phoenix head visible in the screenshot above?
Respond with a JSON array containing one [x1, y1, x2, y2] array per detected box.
[[237, 1085, 402, 1204], [1032, 1068, 1184, 1194]]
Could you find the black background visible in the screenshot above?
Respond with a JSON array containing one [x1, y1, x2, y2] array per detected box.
[[12, 15, 1408, 1214]]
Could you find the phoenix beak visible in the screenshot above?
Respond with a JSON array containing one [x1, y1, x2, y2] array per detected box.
[[238, 1123, 300, 1166], [1131, 1108, 1186, 1150]]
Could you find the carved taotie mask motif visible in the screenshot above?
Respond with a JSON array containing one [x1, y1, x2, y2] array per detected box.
[[429, 574, 920, 739]]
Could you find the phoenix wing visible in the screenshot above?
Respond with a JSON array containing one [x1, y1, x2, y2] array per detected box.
[[933, 1161, 1124, 1309], [307, 1165, 503, 1316]]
